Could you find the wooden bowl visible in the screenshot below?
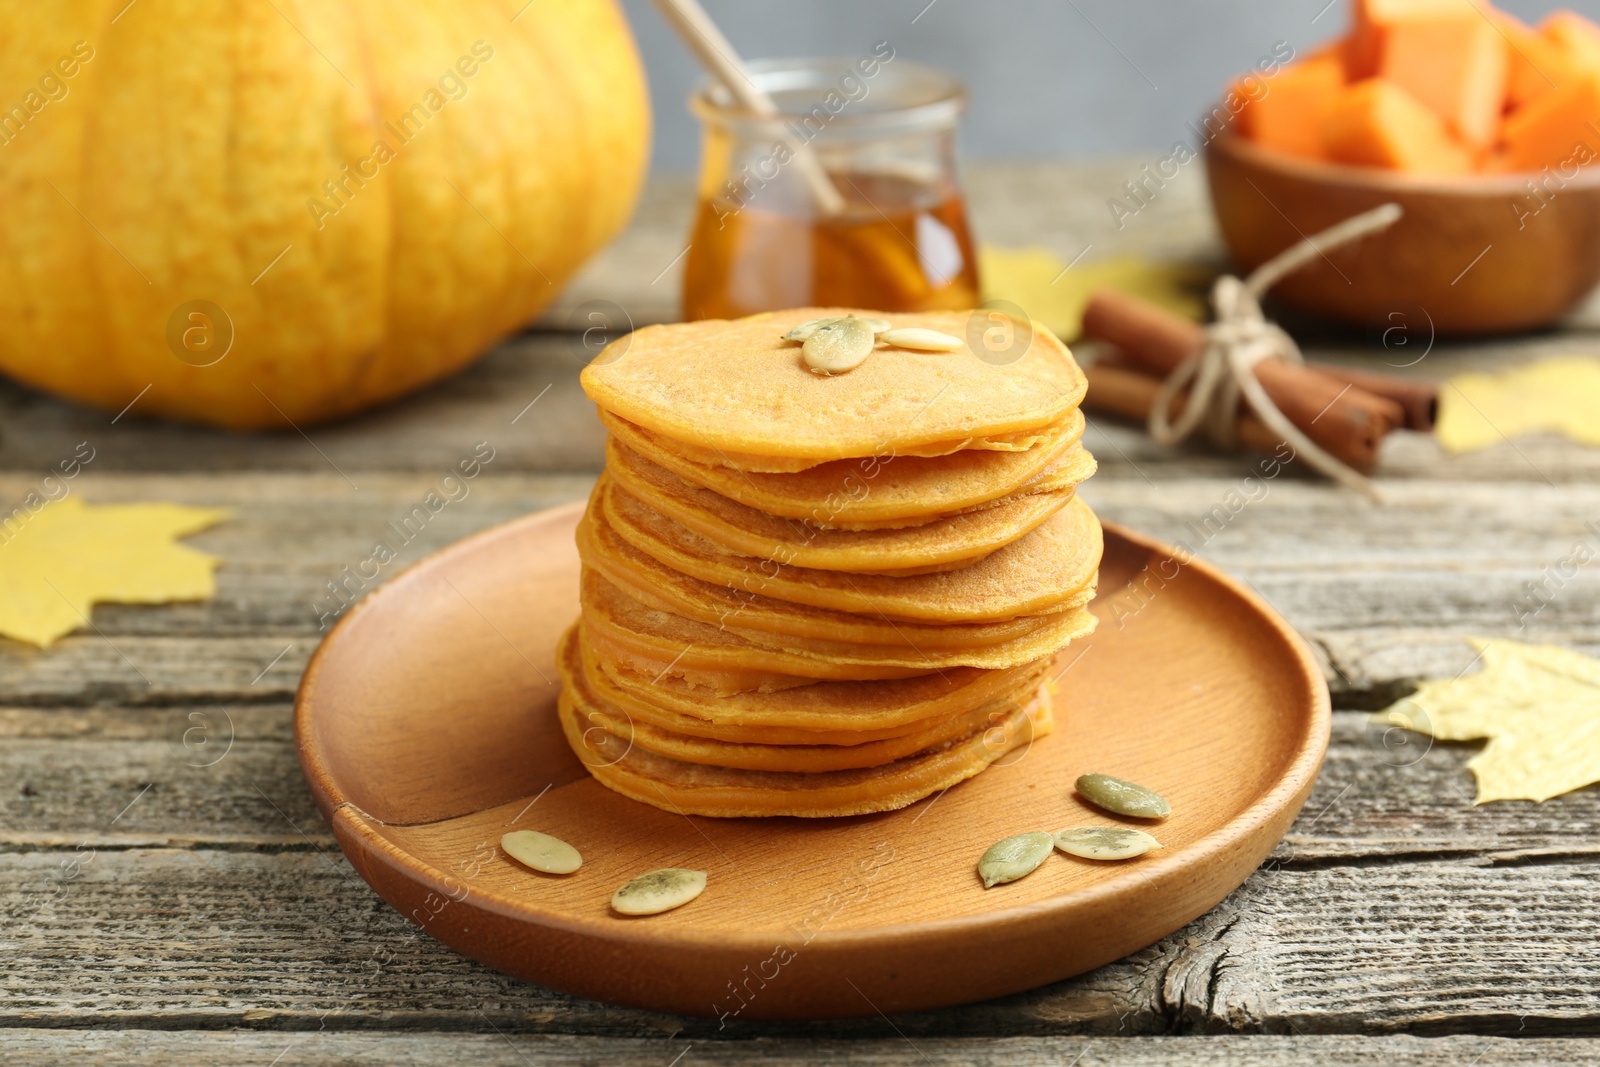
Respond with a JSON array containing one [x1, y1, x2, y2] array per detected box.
[[1205, 130, 1600, 335], [295, 501, 1331, 1018]]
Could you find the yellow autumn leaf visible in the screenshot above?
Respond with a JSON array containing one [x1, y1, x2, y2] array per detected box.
[[1437, 357, 1600, 453], [0, 497, 229, 647], [979, 246, 1211, 341], [1375, 638, 1600, 803]]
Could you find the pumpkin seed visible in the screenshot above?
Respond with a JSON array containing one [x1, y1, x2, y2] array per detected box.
[[1053, 826, 1162, 861], [802, 317, 876, 375], [878, 327, 963, 352], [500, 830, 582, 875], [611, 867, 707, 915], [977, 831, 1054, 888], [851, 315, 893, 334], [1075, 773, 1171, 819], [783, 317, 841, 342]]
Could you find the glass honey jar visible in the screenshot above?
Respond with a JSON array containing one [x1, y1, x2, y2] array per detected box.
[[682, 54, 979, 321]]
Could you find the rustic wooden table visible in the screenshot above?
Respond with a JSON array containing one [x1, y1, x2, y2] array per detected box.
[[6, 164, 1600, 1066]]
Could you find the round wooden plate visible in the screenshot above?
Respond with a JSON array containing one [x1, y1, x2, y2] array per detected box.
[[296, 501, 1329, 1019]]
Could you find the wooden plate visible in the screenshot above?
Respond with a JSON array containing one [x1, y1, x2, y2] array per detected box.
[[296, 501, 1329, 1019]]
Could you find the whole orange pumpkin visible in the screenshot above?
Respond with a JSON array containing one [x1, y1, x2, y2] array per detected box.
[[0, 0, 649, 428]]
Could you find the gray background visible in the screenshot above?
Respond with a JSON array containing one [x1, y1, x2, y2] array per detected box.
[[619, 0, 1600, 173]]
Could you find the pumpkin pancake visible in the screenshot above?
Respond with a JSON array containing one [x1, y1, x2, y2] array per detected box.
[[581, 698, 1019, 774], [606, 437, 1075, 575], [559, 677, 1054, 817], [584, 627, 845, 694], [587, 628, 1053, 734], [581, 568, 1096, 679], [587, 666, 1047, 747], [578, 503, 1071, 649], [601, 406, 1092, 528], [600, 475, 1103, 623], [559, 628, 1035, 772], [715, 606, 1094, 670], [580, 307, 1087, 465], [643, 422, 1060, 474], [570, 626, 1050, 745]]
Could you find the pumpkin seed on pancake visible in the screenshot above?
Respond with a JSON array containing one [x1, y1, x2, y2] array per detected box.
[[600, 476, 1103, 624], [560, 625, 1051, 747], [600, 407, 1092, 526], [577, 503, 1075, 650], [879, 327, 964, 352], [581, 307, 1086, 466], [801, 316, 876, 375], [581, 568, 1092, 677], [557, 678, 1055, 818], [605, 437, 1075, 575]]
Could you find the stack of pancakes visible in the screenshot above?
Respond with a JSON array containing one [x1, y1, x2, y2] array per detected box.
[[562, 307, 1101, 818]]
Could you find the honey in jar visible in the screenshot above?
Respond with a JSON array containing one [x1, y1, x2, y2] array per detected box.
[[682, 57, 978, 321]]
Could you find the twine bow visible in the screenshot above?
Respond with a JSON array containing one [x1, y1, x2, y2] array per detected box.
[[1148, 202, 1403, 501]]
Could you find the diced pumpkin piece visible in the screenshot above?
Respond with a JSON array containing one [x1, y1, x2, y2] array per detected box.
[[1350, 0, 1481, 78], [1237, 55, 1347, 159], [1377, 16, 1508, 147], [1477, 149, 1517, 173], [1543, 10, 1600, 71], [1358, 0, 1479, 18], [1499, 13, 1583, 109], [1302, 37, 1355, 79], [1321, 78, 1474, 172], [1500, 69, 1600, 171], [1226, 80, 1257, 138]]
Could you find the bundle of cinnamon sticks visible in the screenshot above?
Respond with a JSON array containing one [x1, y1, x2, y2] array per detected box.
[[1079, 290, 1437, 471]]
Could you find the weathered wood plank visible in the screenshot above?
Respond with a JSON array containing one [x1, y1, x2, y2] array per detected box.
[[6, 1032, 1600, 1067], [0, 730, 326, 850], [0, 471, 595, 638], [3, 472, 1594, 707], [0, 637, 309, 705], [0, 335, 608, 475], [4, 845, 1599, 1035], [5, 711, 1596, 866]]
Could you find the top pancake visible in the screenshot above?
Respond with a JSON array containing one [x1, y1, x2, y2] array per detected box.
[[580, 307, 1087, 463]]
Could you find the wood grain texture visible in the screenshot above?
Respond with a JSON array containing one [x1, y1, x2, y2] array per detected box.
[[0, 472, 1591, 710], [3, 162, 1599, 1054], [6, 848, 1600, 1036], [6, 1033, 1600, 1067], [6, 713, 1596, 861]]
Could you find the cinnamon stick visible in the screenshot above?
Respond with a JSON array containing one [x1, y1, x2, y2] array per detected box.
[[1306, 364, 1437, 432], [1080, 290, 1432, 451], [1084, 358, 1382, 471]]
